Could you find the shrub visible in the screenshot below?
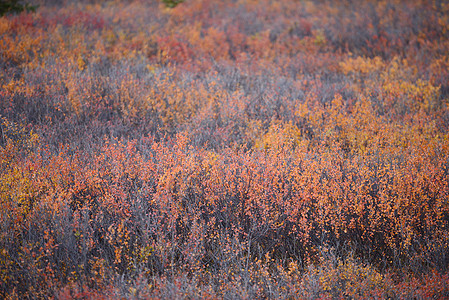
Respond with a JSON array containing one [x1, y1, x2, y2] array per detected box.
[[161, 0, 184, 8], [0, 0, 37, 16]]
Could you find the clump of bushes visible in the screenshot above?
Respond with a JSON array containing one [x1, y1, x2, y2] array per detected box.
[[0, 0, 37, 16], [161, 0, 184, 8]]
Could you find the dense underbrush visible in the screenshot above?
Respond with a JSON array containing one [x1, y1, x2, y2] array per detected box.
[[1, 0, 449, 298]]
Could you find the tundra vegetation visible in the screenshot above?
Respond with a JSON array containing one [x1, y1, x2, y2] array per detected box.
[[1, 0, 449, 298]]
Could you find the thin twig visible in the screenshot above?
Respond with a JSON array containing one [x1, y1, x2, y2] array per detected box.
[[0, 122, 5, 144]]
